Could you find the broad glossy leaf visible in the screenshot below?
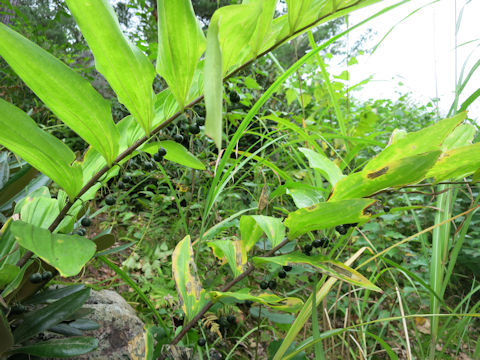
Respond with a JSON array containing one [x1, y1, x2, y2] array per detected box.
[[172, 235, 208, 321], [11, 337, 98, 357], [287, 0, 321, 33], [207, 240, 246, 277], [364, 113, 465, 172], [20, 196, 59, 229], [156, 0, 205, 109], [13, 288, 90, 343], [10, 221, 96, 277], [299, 147, 344, 185], [426, 143, 480, 182], [285, 198, 375, 239], [329, 151, 441, 201], [142, 141, 205, 170], [65, 0, 156, 134], [240, 215, 264, 253], [253, 252, 381, 292], [0, 99, 82, 199], [204, 15, 223, 150], [286, 187, 324, 208], [0, 24, 119, 165], [210, 290, 303, 313], [0, 311, 13, 353], [251, 215, 285, 248], [442, 123, 476, 150]]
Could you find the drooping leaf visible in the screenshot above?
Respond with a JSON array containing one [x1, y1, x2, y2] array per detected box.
[[363, 112, 466, 172], [142, 141, 205, 170], [240, 215, 264, 253], [156, 0, 205, 109], [172, 235, 208, 321], [13, 288, 91, 343], [0, 24, 119, 165], [65, 0, 156, 134], [210, 290, 303, 313], [251, 215, 286, 248], [0, 99, 82, 199], [329, 151, 441, 201], [204, 15, 223, 150], [426, 143, 480, 182], [10, 221, 96, 277], [253, 252, 381, 292], [10, 337, 98, 357], [207, 240, 246, 277], [299, 147, 344, 185], [285, 198, 375, 239]]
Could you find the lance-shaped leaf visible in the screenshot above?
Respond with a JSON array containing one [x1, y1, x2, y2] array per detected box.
[[0, 23, 119, 165], [156, 0, 205, 109], [142, 141, 205, 170], [299, 147, 344, 185], [65, 0, 155, 134], [204, 15, 223, 150], [251, 215, 285, 248], [9, 337, 98, 358], [240, 215, 264, 253], [0, 99, 82, 199], [207, 240, 246, 277], [364, 112, 466, 172], [253, 252, 381, 292], [329, 151, 441, 201], [10, 221, 96, 277], [210, 291, 303, 313], [285, 198, 375, 239], [426, 143, 480, 182], [172, 235, 208, 322]]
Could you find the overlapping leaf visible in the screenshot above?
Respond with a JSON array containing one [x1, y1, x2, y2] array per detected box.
[[253, 252, 381, 292], [156, 0, 205, 109], [240, 215, 265, 253], [0, 23, 119, 165], [65, 0, 156, 134], [426, 143, 480, 182], [299, 147, 344, 185], [142, 141, 205, 170], [207, 240, 246, 277], [0, 99, 82, 199], [172, 235, 208, 321], [251, 215, 286, 248]]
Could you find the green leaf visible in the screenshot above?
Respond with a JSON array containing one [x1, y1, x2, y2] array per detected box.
[[10, 337, 98, 357], [204, 15, 223, 150], [24, 285, 86, 305], [442, 123, 476, 150], [329, 151, 441, 201], [286, 187, 324, 209], [364, 112, 466, 172], [172, 235, 208, 322], [251, 215, 285, 248], [156, 0, 205, 109], [253, 252, 381, 292], [19, 195, 59, 229], [0, 99, 82, 199], [207, 240, 246, 277], [285, 198, 375, 239], [1, 260, 33, 298], [426, 143, 480, 182], [10, 221, 96, 277], [209, 290, 303, 313], [0, 264, 20, 288], [142, 141, 205, 170], [13, 288, 91, 343], [240, 215, 264, 253], [286, 0, 326, 33], [0, 24, 119, 165], [0, 311, 13, 353], [299, 147, 344, 185], [65, 0, 155, 134]]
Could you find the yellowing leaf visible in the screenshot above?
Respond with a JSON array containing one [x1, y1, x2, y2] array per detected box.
[[207, 240, 246, 277]]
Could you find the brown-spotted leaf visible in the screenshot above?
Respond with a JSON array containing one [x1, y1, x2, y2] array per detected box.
[[172, 235, 208, 321]]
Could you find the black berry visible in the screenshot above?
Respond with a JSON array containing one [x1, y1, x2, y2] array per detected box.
[[304, 244, 313, 253], [173, 134, 184, 143], [345, 223, 358, 228], [81, 217, 92, 227], [180, 199, 187, 207], [283, 265, 292, 272], [260, 281, 268, 290], [335, 225, 347, 235], [229, 91, 240, 103], [268, 280, 277, 290], [312, 239, 322, 248], [29, 273, 43, 284], [153, 152, 164, 162], [118, 181, 126, 190], [278, 271, 287, 279], [227, 315, 236, 324], [219, 316, 229, 327], [188, 124, 200, 135], [319, 237, 330, 247], [196, 117, 205, 126], [42, 271, 53, 281], [157, 147, 167, 156], [245, 300, 253, 307], [384, 206, 391, 213], [198, 338, 206, 346], [105, 195, 116, 206], [74, 228, 86, 236], [122, 175, 132, 183]]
